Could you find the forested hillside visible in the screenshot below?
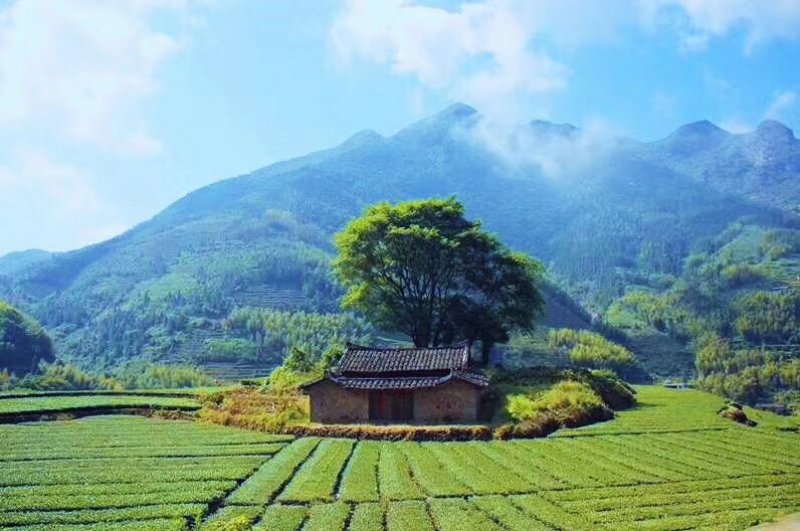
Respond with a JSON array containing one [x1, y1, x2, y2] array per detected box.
[[0, 301, 54, 374], [607, 223, 800, 404], [643, 119, 800, 214], [0, 104, 798, 382]]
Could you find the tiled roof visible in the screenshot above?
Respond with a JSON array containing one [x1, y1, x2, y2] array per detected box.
[[328, 370, 489, 390], [453, 370, 490, 387], [329, 374, 451, 390], [300, 343, 489, 392], [336, 343, 470, 374]]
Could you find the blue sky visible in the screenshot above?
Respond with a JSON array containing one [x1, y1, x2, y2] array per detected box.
[[0, 0, 799, 255]]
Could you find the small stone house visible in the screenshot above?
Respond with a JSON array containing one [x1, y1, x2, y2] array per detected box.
[[300, 343, 488, 424]]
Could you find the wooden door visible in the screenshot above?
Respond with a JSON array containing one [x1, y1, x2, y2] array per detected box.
[[369, 391, 388, 421], [392, 391, 413, 422], [369, 391, 413, 422]]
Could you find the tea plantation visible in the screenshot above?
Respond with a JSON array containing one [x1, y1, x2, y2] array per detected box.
[[0, 395, 200, 417], [0, 387, 797, 530]]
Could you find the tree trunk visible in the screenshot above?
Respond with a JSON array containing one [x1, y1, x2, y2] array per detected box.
[[480, 341, 493, 366], [411, 330, 430, 347], [412, 321, 433, 347]]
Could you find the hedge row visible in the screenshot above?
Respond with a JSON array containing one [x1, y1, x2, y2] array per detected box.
[[282, 423, 493, 441]]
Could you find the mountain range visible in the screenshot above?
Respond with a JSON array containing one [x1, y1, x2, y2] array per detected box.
[[1, 103, 798, 375]]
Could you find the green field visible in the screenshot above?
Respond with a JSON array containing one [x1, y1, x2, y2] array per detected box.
[[0, 388, 226, 399], [0, 395, 200, 417], [0, 387, 797, 530]]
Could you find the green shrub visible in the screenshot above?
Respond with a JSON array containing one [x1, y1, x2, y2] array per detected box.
[[282, 346, 315, 372], [718, 402, 757, 427], [774, 390, 800, 414], [17, 364, 121, 391], [493, 412, 560, 439], [266, 366, 319, 391], [0, 369, 14, 391], [505, 380, 613, 431], [574, 369, 637, 410], [489, 367, 633, 435], [548, 328, 635, 371], [12, 362, 212, 392], [114, 362, 213, 389], [198, 386, 309, 432], [281, 343, 345, 374]]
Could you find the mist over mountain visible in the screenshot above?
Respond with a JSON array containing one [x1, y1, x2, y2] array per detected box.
[[1, 104, 798, 375]]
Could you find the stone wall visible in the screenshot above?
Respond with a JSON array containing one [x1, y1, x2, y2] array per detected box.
[[413, 380, 481, 423], [306, 379, 483, 424], [307, 380, 369, 423]]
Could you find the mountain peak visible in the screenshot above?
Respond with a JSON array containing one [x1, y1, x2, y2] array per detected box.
[[662, 120, 728, 150], [529, 119, 579, 137], [393, 103, 479, 141], [755, 119, 795, 141], [436, 102, 478, 120], [675, 120, 727, 137], [0, 248, 54, 276], [339, 129, 384, 150]]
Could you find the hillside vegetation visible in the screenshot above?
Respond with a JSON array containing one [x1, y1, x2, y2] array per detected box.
[[0, 105, 799, 386], [607, 223, 800, 406], [0, 300, 54, 375]]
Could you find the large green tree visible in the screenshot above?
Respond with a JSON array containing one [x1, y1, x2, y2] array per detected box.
[[0, 300, 54, 374], [333, 198, 544, 364]]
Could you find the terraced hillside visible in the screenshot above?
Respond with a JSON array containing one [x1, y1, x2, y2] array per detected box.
[[156, 326, 275, 380], [1, 387, 798, 530]]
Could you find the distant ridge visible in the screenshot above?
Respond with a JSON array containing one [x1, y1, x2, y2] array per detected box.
[[0, 249, 53, 276], [529, 119, 579, 137], [754, 119, 795, 142], [0, 103, 797, 372]]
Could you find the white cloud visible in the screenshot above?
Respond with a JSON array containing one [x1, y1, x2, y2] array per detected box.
[[0, 148, 132, 253], [0, 0, 209, 253], [0, 148, 101, 215], [331, 1, 637, 176], [0, 0, 195, 155], [330, 0, 582, 117], [331, 0, 800, 117], [718, 116, 753, 134], [642, 0, 800, 52], [765, 90, 798, 121], [716, 90, 797, 134], [467, 117, 622, 179], [329, 0, 800, 172]]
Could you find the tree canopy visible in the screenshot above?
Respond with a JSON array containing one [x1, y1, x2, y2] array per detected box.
[[333, 197, 544, 364], [0, 300, 54, 375]]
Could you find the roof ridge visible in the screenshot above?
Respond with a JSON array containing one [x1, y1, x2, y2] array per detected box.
[[317, 370, 487, 390], [345, 341, 470, 352], [337, 341, 473, 374]]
